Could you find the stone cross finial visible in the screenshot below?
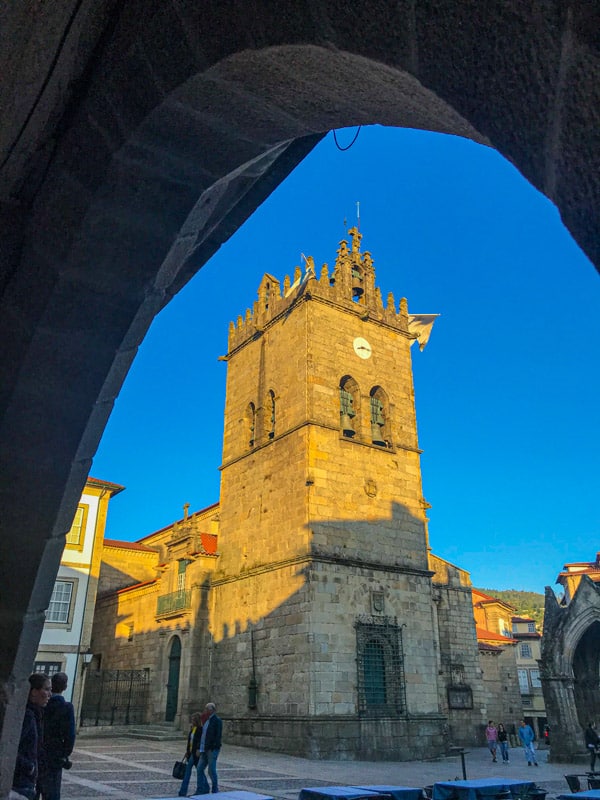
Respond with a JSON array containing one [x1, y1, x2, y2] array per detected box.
[[348, 226, 362, 253]]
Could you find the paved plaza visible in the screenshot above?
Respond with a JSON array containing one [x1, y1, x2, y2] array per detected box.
[[58, 735, 580, 800]]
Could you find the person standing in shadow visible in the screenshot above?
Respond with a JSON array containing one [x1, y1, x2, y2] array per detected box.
[[12, 673, 52, 800], [585, 722, 600, 772], [38, 672, 76, 800]]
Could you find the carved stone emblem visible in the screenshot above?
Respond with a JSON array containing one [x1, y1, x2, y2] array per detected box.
[[364, 479, 377, 497]]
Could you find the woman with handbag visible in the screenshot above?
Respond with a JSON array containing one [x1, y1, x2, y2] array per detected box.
[[177, 712, 205, 797]]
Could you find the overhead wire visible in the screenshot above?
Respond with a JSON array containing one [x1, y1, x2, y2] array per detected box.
[[332, 127, 361, 151]]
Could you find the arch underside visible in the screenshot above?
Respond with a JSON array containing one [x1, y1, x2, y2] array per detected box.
[[1, 2, 599, 788]]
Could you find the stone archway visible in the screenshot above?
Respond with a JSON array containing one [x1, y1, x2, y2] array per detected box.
[[1, 3, 599, 791], [541, 578, 600, 761]]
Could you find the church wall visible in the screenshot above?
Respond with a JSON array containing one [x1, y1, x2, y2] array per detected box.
[[90, 556, 216, 727], [210, 563, 312, 716], [478, 647, 523, 736]]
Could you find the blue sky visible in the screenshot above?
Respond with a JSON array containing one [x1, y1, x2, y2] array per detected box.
[[92, 125, 599, 594]]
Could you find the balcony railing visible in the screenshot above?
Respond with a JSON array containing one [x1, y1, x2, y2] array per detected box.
[[156, 590, 191, 616]]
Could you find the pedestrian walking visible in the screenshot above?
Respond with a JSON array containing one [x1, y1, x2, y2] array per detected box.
[[38, 672, 76, 800], [518, 719, 538, 766], [497, 723, 510, 764], [197, 702, 222, 794], [178, 712, 207, 797], [486, 720, 498, 763]]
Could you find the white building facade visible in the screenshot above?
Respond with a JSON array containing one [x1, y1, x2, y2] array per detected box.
[[34, 477, 123, 721]]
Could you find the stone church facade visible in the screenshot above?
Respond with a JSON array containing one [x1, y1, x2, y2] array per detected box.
[[91, 230, 487, 758]]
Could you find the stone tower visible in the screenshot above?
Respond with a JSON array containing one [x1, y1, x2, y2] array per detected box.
[[209, 229, 447, 758]]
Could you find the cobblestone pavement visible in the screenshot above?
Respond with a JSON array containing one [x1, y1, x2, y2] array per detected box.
[[61, 737, 578, 800]]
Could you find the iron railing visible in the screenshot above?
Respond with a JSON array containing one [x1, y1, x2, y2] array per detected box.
[[156, 589, 191, 616]]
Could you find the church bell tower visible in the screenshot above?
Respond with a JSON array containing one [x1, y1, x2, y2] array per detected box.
[[209, 228, 444, 759]]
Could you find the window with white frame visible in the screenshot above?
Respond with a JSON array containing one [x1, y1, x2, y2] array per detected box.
[[530, 669, 542, 688], [527, 622, 536, 632], [34, 661, 62, 676], [520, 643, 532, 658], [47, 581, 74, 623], [518, 668, 530, 693]]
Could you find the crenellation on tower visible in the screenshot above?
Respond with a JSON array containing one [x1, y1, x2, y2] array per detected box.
[[227, 230, 419, 355]]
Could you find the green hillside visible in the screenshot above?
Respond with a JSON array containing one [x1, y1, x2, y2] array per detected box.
[[480, 588, 546, 630]]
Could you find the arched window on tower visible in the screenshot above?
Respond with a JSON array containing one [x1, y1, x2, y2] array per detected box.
[[340, 376, 359, 438], [369, 386, 389, 447], [245, 402, 256, 448], [267, 390, 276, 440], [351, 265, 365, 303]]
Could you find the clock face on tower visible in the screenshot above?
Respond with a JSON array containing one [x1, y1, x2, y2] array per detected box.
[[353, 337, 372, 359]]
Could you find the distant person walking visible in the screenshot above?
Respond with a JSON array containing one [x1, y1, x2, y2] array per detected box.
[[38, 672, 76, 800], [518, 719, 538, 766], [486, 721, 498, 763], [12, 673, 52, 800], [197, 702, 222, 794], [497, 723, 510, 764], [585, 722, 600, 772]]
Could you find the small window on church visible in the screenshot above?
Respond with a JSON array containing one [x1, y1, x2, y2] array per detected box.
[[340, 377, 359, 438], [268, 390, 276, 439], [246, 402, 256, 448], [369, 386, 389, 446]]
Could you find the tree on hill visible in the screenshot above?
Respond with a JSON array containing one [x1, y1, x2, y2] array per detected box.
[[480, 588, 546, 630]]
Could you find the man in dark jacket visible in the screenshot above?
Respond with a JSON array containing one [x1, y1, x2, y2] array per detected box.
[[196, 703, 222, 794], [12, 673, 52, 800], [585, 722, 600, 772], [38, 672, 76, 800]]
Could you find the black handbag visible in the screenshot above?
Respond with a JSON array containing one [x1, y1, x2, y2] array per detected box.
[[172, 759, 187, 780]]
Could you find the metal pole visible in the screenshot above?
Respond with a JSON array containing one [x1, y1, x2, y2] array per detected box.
[[460, 749, 467, 780]]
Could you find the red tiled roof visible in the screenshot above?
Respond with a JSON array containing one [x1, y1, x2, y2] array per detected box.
[[87, 476, 125, 495], [476, 626, 517, 644], [116, 579, 157, 595], [479, 642, 503, 652], [512, 615, 534, 622], [196, 533, 218, 555], [104, 538, 156, 552]]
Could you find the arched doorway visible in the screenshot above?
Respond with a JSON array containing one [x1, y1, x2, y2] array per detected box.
[[166, 636, 181, 722], [573, 621, 600, 726]]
